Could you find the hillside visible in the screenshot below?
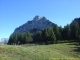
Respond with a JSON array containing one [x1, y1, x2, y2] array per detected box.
[[0, 42, 80, 60]]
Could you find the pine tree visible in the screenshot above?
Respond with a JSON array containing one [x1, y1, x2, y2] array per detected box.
[[20, 33, 26, 44], [15, 33, 18, 44], [53, 24, 60, 42], [70, 21, 79, 41], [34, 31, 43, 42], [59, 26, 63, 40], [43, 27, 56, 44], [8, 34, 15, 45], [25, 32, 33, 43], [63, 24, 71, 40]]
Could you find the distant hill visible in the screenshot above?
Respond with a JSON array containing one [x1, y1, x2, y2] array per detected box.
[[0, 38, 9, 44], [13, 15, 55, 34]]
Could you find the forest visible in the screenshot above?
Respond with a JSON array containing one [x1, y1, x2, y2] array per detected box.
[[8, 17, 80, 45]]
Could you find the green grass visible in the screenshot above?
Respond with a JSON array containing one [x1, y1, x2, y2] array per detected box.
[[0, 42, 80, 60]]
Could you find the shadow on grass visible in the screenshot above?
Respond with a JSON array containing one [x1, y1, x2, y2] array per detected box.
[[67, 43, 77, 45], [73, 47, 80, 53], [67, 42, 80, 46], [58, 40, 73, 44]]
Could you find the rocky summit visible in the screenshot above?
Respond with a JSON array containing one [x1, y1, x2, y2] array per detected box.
[[13, 15, 55, 34]]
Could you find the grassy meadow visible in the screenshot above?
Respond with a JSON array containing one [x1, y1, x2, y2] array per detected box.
[[0, 42, 80, 60]]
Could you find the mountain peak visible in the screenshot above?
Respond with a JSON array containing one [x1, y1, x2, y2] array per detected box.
[[41, 16, 47, 20], [33, 15, 41, 20], [13, 16, 55, 33]]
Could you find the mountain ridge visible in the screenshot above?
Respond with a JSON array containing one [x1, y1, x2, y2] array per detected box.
[[13, 16, 55, 34]]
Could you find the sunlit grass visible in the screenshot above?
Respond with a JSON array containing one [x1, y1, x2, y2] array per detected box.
[[0, 42, 80, 60]]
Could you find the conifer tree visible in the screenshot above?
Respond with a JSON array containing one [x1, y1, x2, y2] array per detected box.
[[63, 24, 71, 40], [8, 34, 15, 44], [70, 21, 79, 41], [53, 24, 60, 42]]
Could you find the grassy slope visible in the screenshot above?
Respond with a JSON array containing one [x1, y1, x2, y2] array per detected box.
[[0, 43, 80, 60]]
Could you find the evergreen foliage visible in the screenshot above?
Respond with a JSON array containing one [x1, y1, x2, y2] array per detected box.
[[8, 17, 80, 45], [62, 24, 71, 40], [70, 21, 79, 41]]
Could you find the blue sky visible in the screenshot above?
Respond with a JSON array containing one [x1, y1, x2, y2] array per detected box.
[[0, 0, 80, 38]]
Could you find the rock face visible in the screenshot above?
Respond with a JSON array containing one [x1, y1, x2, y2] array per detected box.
[[13, 15, 55, 34]]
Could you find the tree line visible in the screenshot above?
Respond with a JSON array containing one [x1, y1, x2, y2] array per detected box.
[[8, 18, 80, 45]]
